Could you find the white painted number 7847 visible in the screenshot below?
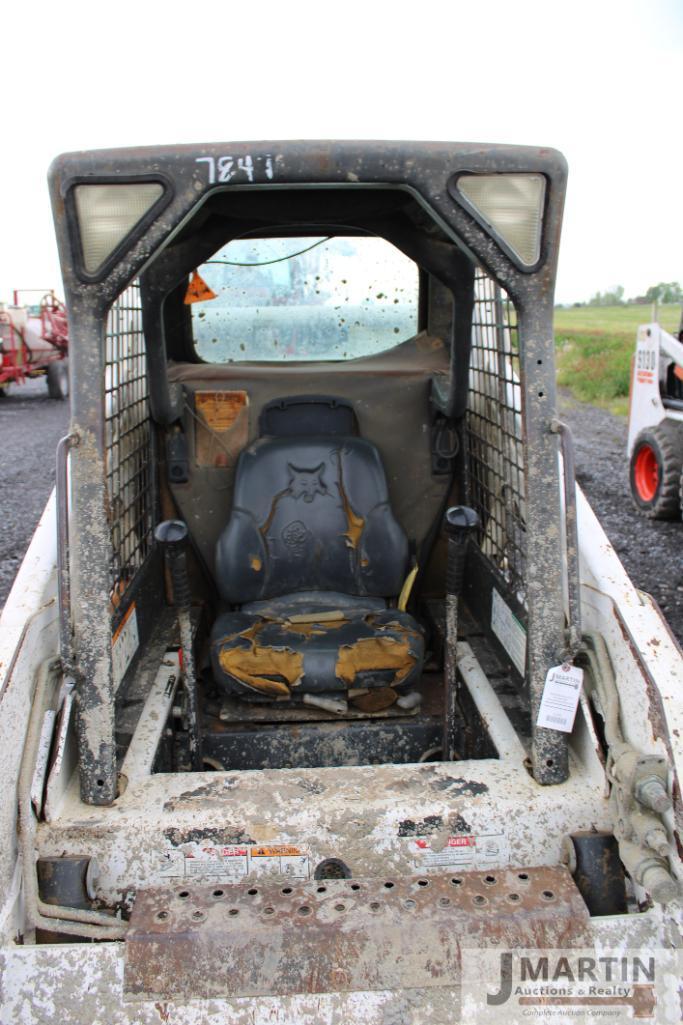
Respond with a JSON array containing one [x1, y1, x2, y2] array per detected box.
[[195, 154, 275, 185]]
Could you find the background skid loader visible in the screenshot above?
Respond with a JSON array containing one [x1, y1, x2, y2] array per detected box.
[[0, 141, 680, 1024], [628, 316, 683, 517]]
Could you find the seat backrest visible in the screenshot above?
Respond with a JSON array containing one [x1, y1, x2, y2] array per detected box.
[[216, 435, 409, 603]]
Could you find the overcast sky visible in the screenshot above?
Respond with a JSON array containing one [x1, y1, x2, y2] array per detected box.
[[1, 0, 680, 306]]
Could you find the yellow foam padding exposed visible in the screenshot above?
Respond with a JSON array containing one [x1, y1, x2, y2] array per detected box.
[[217, 622, 303, 696], [218, 643, 303, 697], [218, 619, 418, 696], [336, 455, 365, 550], [335, 635, 415, 686], [342, 505, 364, 550]]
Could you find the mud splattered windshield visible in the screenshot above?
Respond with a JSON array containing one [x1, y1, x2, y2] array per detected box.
[[191, 235, 418, 362]]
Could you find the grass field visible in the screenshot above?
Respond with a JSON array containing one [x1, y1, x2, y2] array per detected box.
[[553, 303, 681, 416]]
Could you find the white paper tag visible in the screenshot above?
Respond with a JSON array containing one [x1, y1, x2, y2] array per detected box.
[[536, 663, 583, 732]]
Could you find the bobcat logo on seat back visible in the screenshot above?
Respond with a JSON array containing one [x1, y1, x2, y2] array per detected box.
[[287, 463, 327, 503]]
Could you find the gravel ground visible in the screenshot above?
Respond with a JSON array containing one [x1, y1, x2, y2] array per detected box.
[[0, 378, 69, 604], [0, 379, 681, 650]]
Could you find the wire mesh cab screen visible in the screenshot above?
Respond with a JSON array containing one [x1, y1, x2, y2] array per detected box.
[[467, 270, 527, 610], [104, 283, 154, 603]]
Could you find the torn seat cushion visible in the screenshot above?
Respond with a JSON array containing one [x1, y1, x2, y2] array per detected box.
[[210, 598, 424, 701], [211, 434, 424, 702]]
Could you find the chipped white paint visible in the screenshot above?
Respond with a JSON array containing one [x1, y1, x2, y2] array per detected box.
[[0, 490, 58, 698], [0, 490, 60, 942], [35, 753, 613, 904], [577, 485, 683, 786]]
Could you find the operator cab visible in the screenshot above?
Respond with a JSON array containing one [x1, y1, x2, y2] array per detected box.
[[49, 143, 573, 800], [132, 195, 506, 772]]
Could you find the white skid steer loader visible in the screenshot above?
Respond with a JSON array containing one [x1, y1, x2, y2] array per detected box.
[[628, 316, 683, 518]]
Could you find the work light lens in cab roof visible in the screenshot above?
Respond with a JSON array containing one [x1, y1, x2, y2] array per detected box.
[[73, 182, 165, 274], [454, 173, 546, 268]]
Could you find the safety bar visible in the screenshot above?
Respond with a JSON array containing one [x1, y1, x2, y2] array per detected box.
[[550, 419, 582, 660], [56, 433, 79, 677]]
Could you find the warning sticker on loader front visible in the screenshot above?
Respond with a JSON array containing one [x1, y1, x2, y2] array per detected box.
[[410, 833, 509, 871], [636, 369, 655, 385], [162, 843, 310, 881]]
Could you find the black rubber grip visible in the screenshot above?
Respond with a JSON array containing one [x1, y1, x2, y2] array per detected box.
[[444, 506, 479, 598], [155, 520, 191, 610], [446, 535, 469, 597], [168, 550, 191, 610]]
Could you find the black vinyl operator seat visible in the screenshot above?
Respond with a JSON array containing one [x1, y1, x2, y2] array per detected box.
[[210, 397, 424, 703]]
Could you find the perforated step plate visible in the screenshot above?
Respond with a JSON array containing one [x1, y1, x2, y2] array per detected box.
[[125, 867, 590, 1000]]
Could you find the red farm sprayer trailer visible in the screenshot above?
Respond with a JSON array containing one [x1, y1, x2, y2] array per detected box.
[[0, 289, 69, 399]]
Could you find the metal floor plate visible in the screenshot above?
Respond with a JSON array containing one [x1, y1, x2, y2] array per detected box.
[[125, 866, 590, 1000]]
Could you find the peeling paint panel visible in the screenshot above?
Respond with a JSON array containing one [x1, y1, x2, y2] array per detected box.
[[35, 759, 614, 904]]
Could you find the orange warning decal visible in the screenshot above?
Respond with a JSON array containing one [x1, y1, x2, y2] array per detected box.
[[194, 391, 249, 467], [196, 390, 248, 432], [636, 370, 655, 384], [184, 270, 217, 304], [251, 845, 303, 858]]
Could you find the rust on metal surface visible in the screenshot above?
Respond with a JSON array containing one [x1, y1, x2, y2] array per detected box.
[[125, 867, 590, 1000]]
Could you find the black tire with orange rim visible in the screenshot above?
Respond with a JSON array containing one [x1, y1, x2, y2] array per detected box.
[[629, 422, 683, 519]]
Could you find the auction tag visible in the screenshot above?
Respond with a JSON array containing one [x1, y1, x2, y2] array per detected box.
[[536, 663, 583, 732]]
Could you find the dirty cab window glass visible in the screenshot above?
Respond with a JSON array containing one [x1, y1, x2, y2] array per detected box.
[[191, 236, 418, 362]]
